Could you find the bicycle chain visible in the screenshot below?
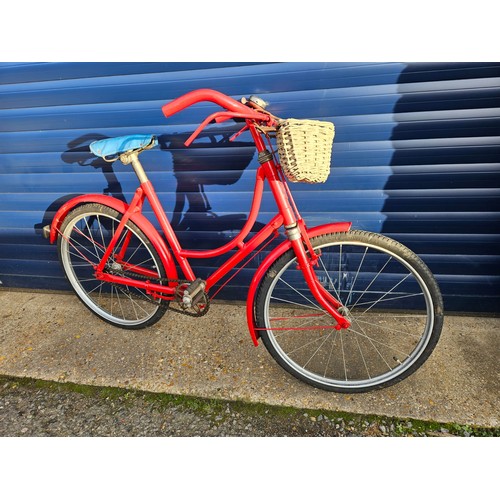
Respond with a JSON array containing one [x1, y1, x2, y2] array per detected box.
[[103, 266, 210, 318]]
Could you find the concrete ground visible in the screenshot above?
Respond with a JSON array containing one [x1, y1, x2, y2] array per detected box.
[[0, 288, 498, 427]]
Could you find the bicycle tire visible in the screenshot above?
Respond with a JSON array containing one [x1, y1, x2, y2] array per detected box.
[[57, 203, 167, 329], [255, 230, 444, 392]]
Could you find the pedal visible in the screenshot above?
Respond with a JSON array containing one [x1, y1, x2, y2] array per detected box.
[[182, 278, 206, 308]]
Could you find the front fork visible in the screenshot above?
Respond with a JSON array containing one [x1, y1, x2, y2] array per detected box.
[[287, 221, 351, 330]]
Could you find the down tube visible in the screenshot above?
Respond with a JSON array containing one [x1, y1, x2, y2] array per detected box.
[[205, 214, 284, 292]]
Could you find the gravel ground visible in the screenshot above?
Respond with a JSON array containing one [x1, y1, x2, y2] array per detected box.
[[1, 376, 497, 437]]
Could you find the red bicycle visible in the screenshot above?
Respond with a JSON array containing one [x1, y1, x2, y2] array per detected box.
[[45, 89, 444, 392]]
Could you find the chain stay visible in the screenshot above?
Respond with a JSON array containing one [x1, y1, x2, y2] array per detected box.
[[103, 266, 210, 318]]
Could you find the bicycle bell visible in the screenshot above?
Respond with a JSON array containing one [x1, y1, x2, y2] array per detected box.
[[248, 95, 269, 110]]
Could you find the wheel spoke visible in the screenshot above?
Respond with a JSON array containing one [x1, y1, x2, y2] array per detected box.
[[285, 332, 332, 357], [302, 332, 335, 370], [348, 319, 394, 371], [277, 276, 324, 311], [318, 255, 342, 304], [97, 214, 107, 251], [84, 216, 101, 258], [340, 329, 347, 380], [353, 317, 424, 339], [115, 287, 127, 319], [270, 294, 324, 313], [323, 330, 340, 378], [345, 246, 368, 306], [353, 332, 371, 380], [65, 234, 99, 265], [352, 291, 424, 309], [351, 255, 392, 309], [360, 273, 411, 315]]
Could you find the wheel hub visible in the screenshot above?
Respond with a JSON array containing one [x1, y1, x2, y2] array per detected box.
[[110, 262, 123, 272], [338, 305, 350, 317]]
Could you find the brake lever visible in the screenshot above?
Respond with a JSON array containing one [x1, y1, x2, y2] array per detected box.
[[184, 110, 272, 147], [229, 124, 249, 142], [183, 111, 221, 147]]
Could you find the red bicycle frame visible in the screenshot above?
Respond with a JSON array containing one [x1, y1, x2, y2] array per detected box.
[[49, 89, 352, 344]]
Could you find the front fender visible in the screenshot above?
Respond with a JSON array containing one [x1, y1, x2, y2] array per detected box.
[[246, 221, 352, 346], [48, 194, 178, 281]]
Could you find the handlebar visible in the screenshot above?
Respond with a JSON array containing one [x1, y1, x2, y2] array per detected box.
[[162, 89, 252, 117], [161, 89, 276, 147]]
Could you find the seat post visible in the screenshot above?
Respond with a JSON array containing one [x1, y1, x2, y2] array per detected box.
[[120, 151, 149, 184]]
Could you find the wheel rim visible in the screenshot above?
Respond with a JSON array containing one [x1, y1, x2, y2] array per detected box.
[[263, 239, 435, 390], [60, 211, 162, 326]]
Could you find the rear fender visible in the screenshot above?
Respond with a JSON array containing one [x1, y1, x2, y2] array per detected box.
[[246, 221, 352, 346], [49, 194, 178, 281]]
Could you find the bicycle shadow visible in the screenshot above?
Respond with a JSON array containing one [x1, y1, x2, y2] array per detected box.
[[36, 130, 263, 246], [157, 130, 265, 250], [61, 133, 127, 203], [34, 134, 127, 237]]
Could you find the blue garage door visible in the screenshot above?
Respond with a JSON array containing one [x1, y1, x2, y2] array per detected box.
[[0, 62, 499, 311]]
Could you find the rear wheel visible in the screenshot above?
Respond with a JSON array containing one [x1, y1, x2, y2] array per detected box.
[[57, 203, 167, 329], [255, 230, 444, 392]]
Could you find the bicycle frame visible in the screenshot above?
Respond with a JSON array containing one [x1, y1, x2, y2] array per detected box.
[[92, 162, 283, 301], [49, 95, 352, 344]]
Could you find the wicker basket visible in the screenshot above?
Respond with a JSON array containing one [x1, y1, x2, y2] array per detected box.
[[276, 119, 335, 183]]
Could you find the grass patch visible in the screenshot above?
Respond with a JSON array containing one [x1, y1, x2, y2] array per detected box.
[[1, 374, 498, 437]]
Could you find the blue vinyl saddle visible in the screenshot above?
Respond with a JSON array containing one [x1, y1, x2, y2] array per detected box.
[[90, 134, 157, 160]]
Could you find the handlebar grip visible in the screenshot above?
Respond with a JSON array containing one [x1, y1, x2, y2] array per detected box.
[[161, 89, 250, 118]]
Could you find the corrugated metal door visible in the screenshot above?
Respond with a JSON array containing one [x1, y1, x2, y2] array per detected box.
[[1, 62, 499, 311]]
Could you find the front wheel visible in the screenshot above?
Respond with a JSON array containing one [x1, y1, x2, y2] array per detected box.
[[255, 230, 444, 392]]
